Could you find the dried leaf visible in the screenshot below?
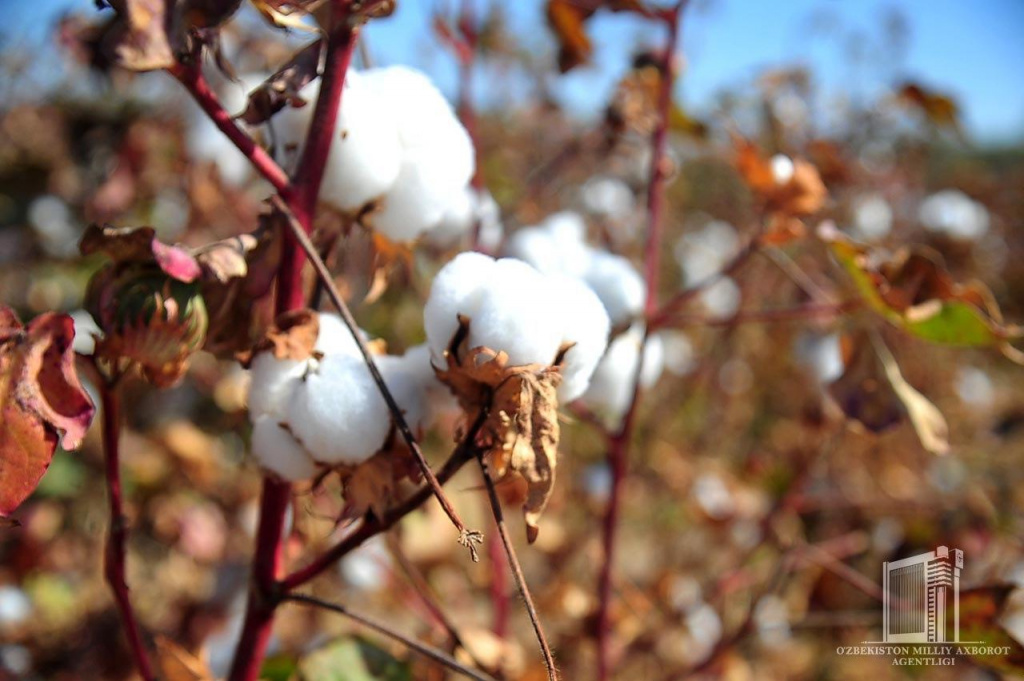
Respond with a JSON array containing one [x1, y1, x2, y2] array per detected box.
[[339, 446, 417, 521], [0, 309, 96, 516], [250, 309, 319, 363], [103, 0, 176, 71], [435, 319, 561, 542], [820, 223, 1023, 361], [154, 636, 214, 681], [954, 586, 1024, 674], [897, 82, 962, 136], [546, 0, 593, 73], [80, 223, 201, 283], [827, 332, 949, 455], [179, 0, 243, 29], [238, 40, 323, 126], [193, 234, 256, 283]]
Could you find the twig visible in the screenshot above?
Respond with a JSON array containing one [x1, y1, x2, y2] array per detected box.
[[596, 5, 687, 680], [656, 300, 860, 329], [270, 193, 483, 558], [284, 593, 497, 681], [100, 376, 156, 681], [226, 4, 359, 680], [384, 532, 493, 672], [476, 455, 559, 680], [280, 408, 490, 591], [170, 63, 292, 196]]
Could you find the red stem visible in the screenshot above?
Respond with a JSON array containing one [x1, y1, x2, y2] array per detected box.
[[595, 6, 686, 680], [101, 380, 156, 681], [170, 63, 292, 196], [487, 500, 510, 639], [225, 6, 358, 680]]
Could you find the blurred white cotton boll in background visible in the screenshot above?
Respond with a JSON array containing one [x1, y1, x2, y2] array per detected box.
[[340, 536, 391, 591], [675, 220, 740, 285], [754, 595, 792, 647], [770, 154, 795, 184], [956, 366, 995, 410], [580, 176, 634, 221], [70, 309, 101, 355], [583, 251, 645, 327], [28, 195, 81, 258], [699, 277, 741, 318], [661, 331, 696, 376], [251, 416, 317, 481], [918, 189, 990, 239], [186, 71, 265, 186], [794, 332, 844, 384], [423, 251, 495, 362], [850, 193, 893, 240], [581, 326, 664, 424], [288, 354, 391, 465], [505, 212, 591, 277], [551, 275, 611, 401]]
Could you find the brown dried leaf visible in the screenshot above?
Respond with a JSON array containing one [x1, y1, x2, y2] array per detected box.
[[154, 636, 214, 681], [0, 309, 96, 516], [897, 82, 962, 136], [546, 0, 594, 73], [238, 40, 323, 126], [250, 309, 319, 363], [435, 319, 561, 542], [104, 0, 176, 71], [193, 234, 256, 284]]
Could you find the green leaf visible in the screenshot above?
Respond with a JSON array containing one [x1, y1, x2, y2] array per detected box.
[[295, 638, 412, 681]]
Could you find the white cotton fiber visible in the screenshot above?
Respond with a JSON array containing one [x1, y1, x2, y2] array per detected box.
[[376, 354, 428, 433], [551, 275, 610, 401], [583, 250, 646, 327], [918, 189, 989, 240], [251, 416, 318, 481], [288, 354, 391, 465], [582, 326, 664, 424], [428, 188, 505, 250], [315, 312, 364, 358], [423, 251, 495, 361], [674, 220, 740, 285], [700, 277, 741, 318], [273, 74, 403, 212], [770, 154, 795, 185], [358, 66, 475, 242], [248, 353, 307, 419], [468, 259, 564, 366], [580, 176, 634, 220], [850, 193, 893, 240]]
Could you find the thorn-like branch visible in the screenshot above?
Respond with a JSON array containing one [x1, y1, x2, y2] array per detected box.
[[100, 378, 156, 681], [284, 593, 497, 681], [280, 408, 490, 591], [476, 456, 559, 681], [270, 194, 483, 558]]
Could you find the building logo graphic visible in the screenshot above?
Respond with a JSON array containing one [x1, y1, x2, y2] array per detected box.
[[835, 545, 1012, 667], [882, 545, 962, 644]]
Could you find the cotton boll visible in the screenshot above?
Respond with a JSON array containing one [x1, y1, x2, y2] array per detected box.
[[661, 331, 695, 376], [274, 75, 403, 211], [551, 275, 610, 401], [505, 227, 562, 274], [918, 189, 990, 239], [476, 191, 504, 252], [770, 154, 795, 184], [850, 193, 893, 240], [429, 186, 476, 247], [674, 220, 739, 285], [699, 277, 741, 318], [315, 312, 364, 358], [581, 176, 634, 220], [376, 354, 428, 432], [582, 326, 664, 424], [794, 332, 844, 384], [504, 215, 591, 277], [374, 150, 465, 241], [468, 259, 564, 366], [424, 252, 496, 361], [251, 416, 317, 481], [185, 72, 265, 186], [248, 353, 307, 419], [288, 354, 391, 465], [583, 251, 645, 327]]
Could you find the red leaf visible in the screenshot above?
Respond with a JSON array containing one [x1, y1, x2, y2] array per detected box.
[[0, 309, 96, 516]]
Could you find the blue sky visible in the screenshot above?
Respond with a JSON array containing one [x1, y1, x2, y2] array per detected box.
[[8, 0, 1024, 144]]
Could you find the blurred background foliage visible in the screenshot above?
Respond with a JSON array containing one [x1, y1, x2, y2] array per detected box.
[[1, 1, 1023, 679]]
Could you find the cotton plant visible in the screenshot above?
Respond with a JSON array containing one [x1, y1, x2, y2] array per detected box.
[[504, 211, 645, 328], [247, 312, 438, 484], [274, 66, 475, 242], [423, 252, 611, 540]]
